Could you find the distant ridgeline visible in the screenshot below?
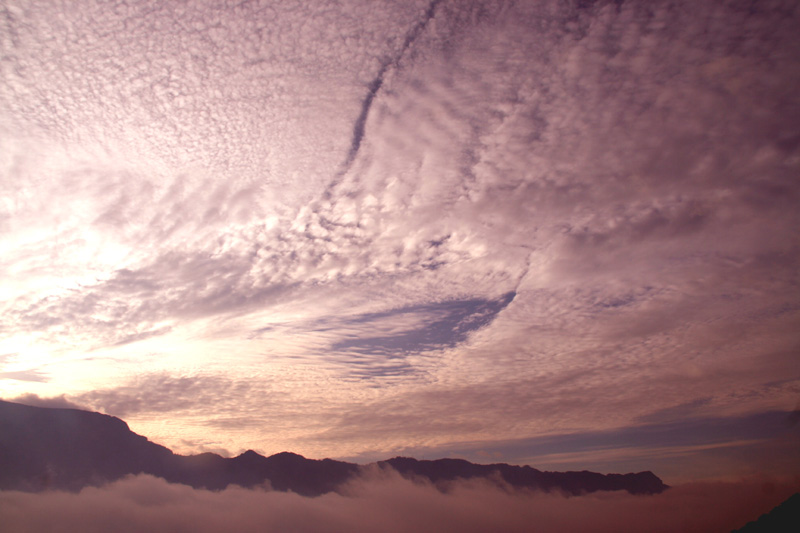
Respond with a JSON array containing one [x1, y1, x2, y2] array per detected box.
[[0, 400, 667, 496]]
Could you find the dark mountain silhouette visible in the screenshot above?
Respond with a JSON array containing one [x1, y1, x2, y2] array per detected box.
[[0, 400, 667, 496], [0, 398, 175, 491], [0, 400, 357, 495], [380, 456, 667, 495], [731, 492, 800, 532]]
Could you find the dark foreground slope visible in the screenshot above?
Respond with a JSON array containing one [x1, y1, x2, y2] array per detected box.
[[731, 492, 800, 532], [0, 400, 667, 495]]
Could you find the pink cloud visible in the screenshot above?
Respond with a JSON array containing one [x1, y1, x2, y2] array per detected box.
[[0, 471, 796, 533], [8, 393, 87, 411]]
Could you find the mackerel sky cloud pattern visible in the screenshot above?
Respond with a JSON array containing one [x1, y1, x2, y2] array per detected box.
[[1, 0, 798, 481]]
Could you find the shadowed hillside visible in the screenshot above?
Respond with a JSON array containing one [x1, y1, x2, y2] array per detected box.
[[731, 492, 800, 532]]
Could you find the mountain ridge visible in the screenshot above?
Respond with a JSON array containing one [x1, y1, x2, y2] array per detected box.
[[0, 399, 667, 496]]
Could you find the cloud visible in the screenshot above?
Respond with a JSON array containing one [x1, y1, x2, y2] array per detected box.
[[0, 472, 797, 533], [0, 369, 48, 382], [337, 0, 443, 176], [6, 393, 86, 410], [71, 372, 263, 418], [1, 0, 798, 475]]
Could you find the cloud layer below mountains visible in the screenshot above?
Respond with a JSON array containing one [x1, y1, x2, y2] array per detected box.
[[1, 473, 798, 533]]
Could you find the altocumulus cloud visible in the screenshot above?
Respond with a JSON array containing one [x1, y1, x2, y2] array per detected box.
[[1, 0, 799, 473], [0, 471, 798, 533]]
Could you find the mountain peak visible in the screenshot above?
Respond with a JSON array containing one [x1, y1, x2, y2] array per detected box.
[[238, 449, 264, 459], [269, 451, 306, 460]]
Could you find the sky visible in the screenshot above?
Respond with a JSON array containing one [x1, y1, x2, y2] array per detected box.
[[1, 0, 799, 487]]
